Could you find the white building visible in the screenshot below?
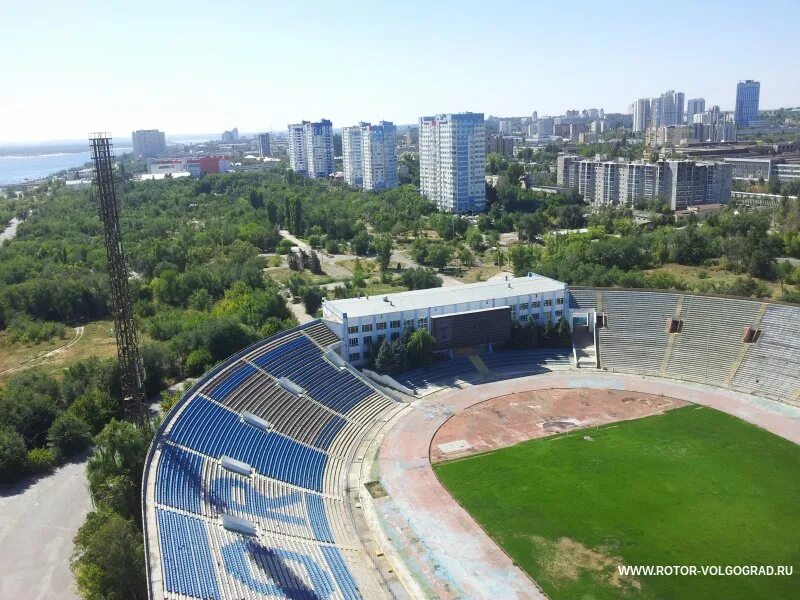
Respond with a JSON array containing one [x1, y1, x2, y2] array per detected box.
[[686, 98, 705, 127], [287, 120, 333, 178], [322, 273, 568, 366], [558, 155, 732, 210], [342, 121, 398, 190], [341, 124, 365, 188], [632, 99, 651, 133], [419, 112, 486, 213], [132, 129, 166, 160]]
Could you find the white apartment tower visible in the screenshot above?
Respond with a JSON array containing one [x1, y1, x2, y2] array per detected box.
[[419, 113, 486, 213], [342, 121, 398, 191], [132, 129, 166, 160], [287, 119, 333, 178], [686, 98, 706, 126]]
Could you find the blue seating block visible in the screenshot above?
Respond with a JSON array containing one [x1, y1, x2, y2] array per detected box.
[[157, 508, 221, 600]]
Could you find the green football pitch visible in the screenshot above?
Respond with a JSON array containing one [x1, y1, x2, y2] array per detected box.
[[434, 406, 800, 600]]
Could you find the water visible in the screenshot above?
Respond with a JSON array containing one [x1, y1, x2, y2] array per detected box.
[[0, 148, 131, 186]]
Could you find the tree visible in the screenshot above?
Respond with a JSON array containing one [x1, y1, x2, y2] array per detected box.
[[466, 228, 483, 251], [374, 235, 393, 271], [71, 508, 147, 600], [507, 161, 525, 185], [458, 246, 474, 268], [87, 419, 152, 522], [426, 243, 453, 271], [350, 231, 372, 256], [308, 251, 323, 275], [374, 340, 396, 374], [406, 329, 435, 368], [401, 267, 443, 290], [47, 412, 92, 457], [302, 286, 324, 315], [0, 426, 27, 482], [187, 288, 213, 311], [768, 174, 782, 195], [557, 317, 572, 346], [509, 244, 536, 276]]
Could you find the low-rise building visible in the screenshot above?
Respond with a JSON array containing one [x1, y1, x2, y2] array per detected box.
[[322, 273, 568, 366]]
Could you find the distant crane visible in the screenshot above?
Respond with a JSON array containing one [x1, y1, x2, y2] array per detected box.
[[89, 133, 146, 424]]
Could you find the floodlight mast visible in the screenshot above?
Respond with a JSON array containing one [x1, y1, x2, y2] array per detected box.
[[89, 133, 146, 424]]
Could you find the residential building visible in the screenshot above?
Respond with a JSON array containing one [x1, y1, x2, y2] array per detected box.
[[735, 80, 760, 127], [287, 119, 334, 179], [342, 121, 398, 190], [557, 155, 732, 210], [724, 157, 772, 180], [221, 128, 239, 143], [693, 106, 737, 143], [419, 113, 486, 213], [645, 125, 694, 149], [633, 99, 651, 133], [131, 129, 166, 160], [322, 273, 568, 366], [258, 133, 271, 157], [686, 98, 705, 126], [654, 90, 685, 127], [341, 124, 365, 188]]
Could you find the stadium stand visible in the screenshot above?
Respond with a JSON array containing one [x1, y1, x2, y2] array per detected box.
[[480, 348, 572, 375], [731, 304, 800, 401], [144, 321, 403, 600], [568, 288, 599, 309], [393, 356, 479, 394], [598, 291, 678, 375], [665, 295, 760, 386]]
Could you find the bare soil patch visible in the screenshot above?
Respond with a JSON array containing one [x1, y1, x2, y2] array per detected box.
[[431, 388, 687, 463]]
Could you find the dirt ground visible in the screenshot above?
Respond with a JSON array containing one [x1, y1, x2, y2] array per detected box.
[[430, 388, 687, 463]]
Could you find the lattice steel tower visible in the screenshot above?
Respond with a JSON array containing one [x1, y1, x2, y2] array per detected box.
[[89, 133, 146, 423]]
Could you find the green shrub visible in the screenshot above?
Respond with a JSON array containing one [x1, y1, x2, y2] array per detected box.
[[47, 412, 92, 457], [185, 348, 213, 376], [0, 426, 28, 482], [27, 447, 58, 474], [8, 315, 67, 343]]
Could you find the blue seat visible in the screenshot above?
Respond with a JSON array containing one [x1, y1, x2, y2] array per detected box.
[[157, 508, 221, 600], [168, 396, 327, 492], [155, 444, 203, 514]]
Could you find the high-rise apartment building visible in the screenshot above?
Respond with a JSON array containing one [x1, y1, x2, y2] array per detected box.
[[655, 90, 685, 126], [419, 113, 486, 213], [735, 80, 760, 127], [342, 121, 398, 191], [693, 106, 737, 143], [258, 133, 271, 157], [287, 120, 334, 178], [633, 99, 651, 133], [557, 155, 732, 210], [131, 129, 166, 160], [686, 98, 706, 126]]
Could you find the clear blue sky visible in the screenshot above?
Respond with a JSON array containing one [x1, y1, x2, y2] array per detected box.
[[1, 0, 797, 143]]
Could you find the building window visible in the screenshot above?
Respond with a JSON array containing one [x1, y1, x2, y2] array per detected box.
[[390, 320, 401, 329], [520, 302, 529, 310], [556, 310, 563, 317], [376, 322, 386, 330], [520, 314, 528, 322], [361, 324, 373, 332], [347, 326, 358, 334], [417, 318, 427, 328], [544, 299, 552, 306], [349, 353, 360, 361], [349, 338, 359, 347], [556, 297, 564, 305], [532, 313, 540, 320], [377, 334, 386, 344], [404, 319, 414, 328], [533, 301, 541, 308], [363, 336, 373, 346], [390, 332, 400, 341]]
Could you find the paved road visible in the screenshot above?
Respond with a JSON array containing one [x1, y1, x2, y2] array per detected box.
[[0, 458, 91, 599]]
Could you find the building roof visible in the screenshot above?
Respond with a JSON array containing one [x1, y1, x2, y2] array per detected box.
[[323, 273, 566, 319]]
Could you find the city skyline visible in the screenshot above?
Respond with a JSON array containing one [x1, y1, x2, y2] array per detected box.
[[2, 0, 798, 144]]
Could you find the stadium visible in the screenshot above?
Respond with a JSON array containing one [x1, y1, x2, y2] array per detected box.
[[142, 277, 800, 600]]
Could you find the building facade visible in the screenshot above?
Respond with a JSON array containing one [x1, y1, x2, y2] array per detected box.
[[558, 155, 732, 210], [735, 80, 760, 127], [322, 273, 568, 366], [287, 120, 334, 179], [419, 113, 486, 213], [633, 98, 651, 133], [686, 98, 706, 126], [693, 106, 737, 143], [258, 133, 271, 157], [342, 121, 398, 191], [132, 129, 166, 160]]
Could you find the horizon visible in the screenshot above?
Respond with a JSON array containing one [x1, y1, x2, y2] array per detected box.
[[2, 0, 799, 144]]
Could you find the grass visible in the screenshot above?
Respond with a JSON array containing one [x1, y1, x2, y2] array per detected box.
[[646, 263, 782, 298], [0, 320, 137, 385], [434, 406, 800, 600]]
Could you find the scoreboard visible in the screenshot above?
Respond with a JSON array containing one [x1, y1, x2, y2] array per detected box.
[[431, 306, 512, 350]]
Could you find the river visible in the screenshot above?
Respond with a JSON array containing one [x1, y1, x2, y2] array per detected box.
[[0, 147, 131, 186]]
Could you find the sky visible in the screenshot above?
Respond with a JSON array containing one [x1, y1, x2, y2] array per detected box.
[[1, 0, 798, 144]]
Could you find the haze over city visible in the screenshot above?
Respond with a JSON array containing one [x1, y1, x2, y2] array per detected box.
[[2, 0, 799, 143]]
